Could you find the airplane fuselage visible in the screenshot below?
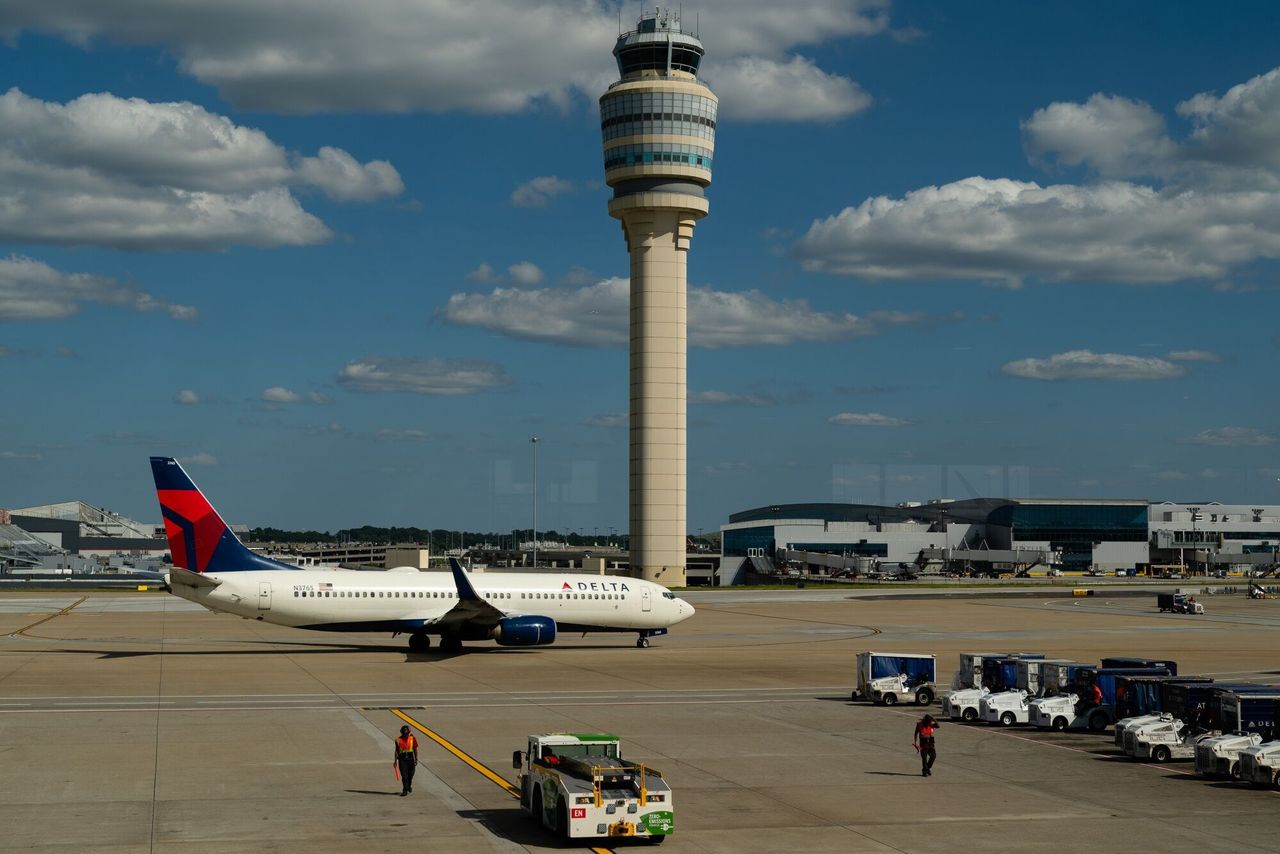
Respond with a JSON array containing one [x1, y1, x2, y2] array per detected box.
[[172, 566, 692, 635]]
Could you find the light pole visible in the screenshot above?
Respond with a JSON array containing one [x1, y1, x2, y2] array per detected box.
[[531, 437, 539, 568]]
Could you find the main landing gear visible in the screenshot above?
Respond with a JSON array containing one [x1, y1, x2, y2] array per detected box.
[[408, 633, 431, 653]]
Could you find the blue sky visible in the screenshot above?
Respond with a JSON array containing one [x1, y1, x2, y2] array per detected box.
[[1, 1, 1278, 534]]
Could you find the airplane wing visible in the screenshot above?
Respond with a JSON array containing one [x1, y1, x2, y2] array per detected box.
[[431, 558, 508, 632]]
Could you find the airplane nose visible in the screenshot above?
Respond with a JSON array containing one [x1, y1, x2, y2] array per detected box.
[[677, 598, 695, 621]]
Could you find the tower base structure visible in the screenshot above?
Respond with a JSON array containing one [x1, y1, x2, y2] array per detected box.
[[612, 194, 707, 586]]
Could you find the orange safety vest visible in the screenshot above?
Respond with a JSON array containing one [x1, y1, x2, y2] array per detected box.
[[396, 735, 417, 756]]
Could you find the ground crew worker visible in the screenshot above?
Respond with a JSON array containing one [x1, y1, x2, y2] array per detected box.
[[913, 714, 939, 777], [394, 725, 419, 796]]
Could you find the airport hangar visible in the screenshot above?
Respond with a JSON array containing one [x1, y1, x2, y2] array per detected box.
[[717, 498, 1280, 582]]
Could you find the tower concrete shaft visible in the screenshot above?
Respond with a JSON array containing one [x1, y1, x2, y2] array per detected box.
[[601, 8, 715, 585]]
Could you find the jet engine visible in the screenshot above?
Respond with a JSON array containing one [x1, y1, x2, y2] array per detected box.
[[491, 615, 557, 646]]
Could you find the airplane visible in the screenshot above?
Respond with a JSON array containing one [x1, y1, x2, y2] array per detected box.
[[150, 456, 694, 651]]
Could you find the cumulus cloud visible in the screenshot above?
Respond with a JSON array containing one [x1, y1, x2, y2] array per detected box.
[[0, 450, 42, 461], [295, 146, 403, 202], [261, 387, 301, 403], [179, 452, 218, 466], [691, 390, 774, 406], [174, 389, 200, 405], [511, 176, 574, 208], [466, 263, 498, 284], [0, 89, 400, 250], [1002, 350, 1186, 381], [0, 0, 886, 121], [828, 412, 911, 427], [795, 65, 1280, 285], [706, 55, 871, 121], [1166, 349, 1222, 362], [507, 262, 544, 286], [583, 413, 627, 429], [1186, 426, 1278, 447], [337, 356, 510, 395], [443, 277, 951, 348], [0, 255, 195, 321]]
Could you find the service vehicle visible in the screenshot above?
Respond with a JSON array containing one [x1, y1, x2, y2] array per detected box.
[[1196, 732, 1265, 779], [981, 689, 1032, 726], [514, 733, 672, 843], [942, 686, 990, 721], [1129, 718, 1211, 763], [1157, 593, 1204, 614], [851, 651, 936, 705], [1032, 666, 1173, 732], [1115, 712, 1171, 749], [956, 652, 1007, 690], [1040, 661, 1093, 696], [1237, 740, 1280, 788]]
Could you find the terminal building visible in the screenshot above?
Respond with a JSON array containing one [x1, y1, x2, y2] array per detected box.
[[719, 499, 1280, 583]]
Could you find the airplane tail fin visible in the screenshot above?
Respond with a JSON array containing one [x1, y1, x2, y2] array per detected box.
[[150, 456, 297, 573]]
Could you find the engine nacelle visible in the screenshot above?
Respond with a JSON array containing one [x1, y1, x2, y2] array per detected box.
[[492, 615, 557, 646]]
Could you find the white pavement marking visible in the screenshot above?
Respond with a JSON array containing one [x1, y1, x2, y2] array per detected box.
[[342, 708, 524, 854]]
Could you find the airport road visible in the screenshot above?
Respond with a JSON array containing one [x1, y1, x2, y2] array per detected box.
[[2, 589, 1280, 853]]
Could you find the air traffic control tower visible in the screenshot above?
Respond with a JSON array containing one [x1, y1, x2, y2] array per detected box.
[[601, 8, 716, 585]]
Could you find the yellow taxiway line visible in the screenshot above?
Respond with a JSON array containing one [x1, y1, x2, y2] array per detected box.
[[11, 596, 87, 637]]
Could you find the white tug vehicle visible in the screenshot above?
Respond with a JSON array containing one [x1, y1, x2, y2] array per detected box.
[[1238, 740, 1280, 787], [1195, 732, 1265, 779], [942, 686, 989, 721], [981, 690, 1032, 726], [1030, 694, 1113, 732], [1115, 712, 1172, 750], [515, 733, 673, 843], [1128, 717, 1211, 763]]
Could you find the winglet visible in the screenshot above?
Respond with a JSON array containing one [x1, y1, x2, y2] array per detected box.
[[448, 557, 482, 601]]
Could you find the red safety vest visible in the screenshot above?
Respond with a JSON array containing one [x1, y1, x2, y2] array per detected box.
[[396, 735, 417, 755]]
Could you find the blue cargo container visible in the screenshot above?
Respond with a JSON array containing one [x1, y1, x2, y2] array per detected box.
[[1078, 667, 1173, 705], [1207, 684, 1280, 731], [1101, 656, 1178, 676], [982, 654, 1046, 692], [1117, 676, 1212, 719], [1220, 693, 1280, 737]]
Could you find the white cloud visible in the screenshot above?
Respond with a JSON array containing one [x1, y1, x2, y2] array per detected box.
[[174, 389, 200, 405], [374, 429, 432, 443], [795, 65, 1280, 285], [1166, 349, 1222, 363], [260, 387, 330, 404], [1002, 350, 1185, 381], [706, 55, 871, 122], [583, 413, 627, 429], [691, 390, 774, 406], [507, 262, 544, 286], [261, 386, 300, 403], [0, 450, 42, 461], [0, 255, 195, 321], [828, 412, 911, 427], [0, 1, 885, 122], [295, 146, 403, 202], [337, 356, 510, 395], [0, 88, 400, 250], [1200, 468, 1222, 479], [465, 263, 498, 284], [1155, 470, 1187, 481], [511, 176, 574, 208], [179, 452, 218, 466], [1187, 426, 1278, 447], [443, 277, 951, 348]]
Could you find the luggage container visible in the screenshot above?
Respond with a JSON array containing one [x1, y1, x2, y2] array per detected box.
[[1032, 666, 1172, 732], [852, 652, 937, 706], [1018, 658, 1075, 697], [1100, 656, 1178, 675], [981, 654, 1045, 692], [1040, 661, 1093, 696]]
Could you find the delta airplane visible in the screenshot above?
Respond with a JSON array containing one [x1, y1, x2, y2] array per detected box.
[[150, 457, 694, 651]]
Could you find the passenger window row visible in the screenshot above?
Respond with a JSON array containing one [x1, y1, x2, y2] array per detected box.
[[291, 589, 626, 601]]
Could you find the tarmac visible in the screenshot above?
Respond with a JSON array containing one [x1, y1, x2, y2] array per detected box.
[[2, 586, 1279, 853]]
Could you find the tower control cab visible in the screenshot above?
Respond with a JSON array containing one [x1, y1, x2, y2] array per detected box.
[[514, 733, 673, 843]]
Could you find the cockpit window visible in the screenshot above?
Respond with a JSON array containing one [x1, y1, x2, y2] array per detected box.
[[662, 592, 676, 600]]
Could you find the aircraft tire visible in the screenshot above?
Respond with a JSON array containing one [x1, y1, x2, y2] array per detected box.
[[637, 636, 650, 648], [408, 633, 431, 653], [441, 635, 463, 653]]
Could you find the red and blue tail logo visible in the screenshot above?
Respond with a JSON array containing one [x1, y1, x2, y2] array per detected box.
[[150, 457, 297, 573]]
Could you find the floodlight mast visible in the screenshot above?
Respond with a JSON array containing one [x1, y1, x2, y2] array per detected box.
[[600, 8, 715, 586]]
